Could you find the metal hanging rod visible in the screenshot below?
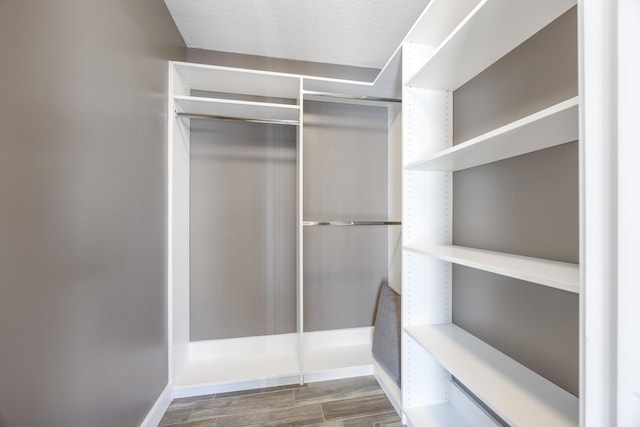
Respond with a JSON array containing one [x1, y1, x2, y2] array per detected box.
[[176, 112, 300, 126], [303, 220, 402, 227], [302, 91, 402, 104]]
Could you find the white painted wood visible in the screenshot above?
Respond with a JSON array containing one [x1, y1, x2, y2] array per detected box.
[[409, 0, 576, 91], [406, 244, 579, 293], [302, 77, 400, 101], [168, 63, 191, 383], [189, 334, 298, 360], [174, 373, 302, 399], [139, 384, 173, 427], [616, 1, 640, 424], [401, 42, 453, 413], [302, 328, 373, 381], [579, 2, 617, 425], [449, 382, 500, 427], [173, 61, 301, 99], [406, 323, 579, 427], [406, 97, 579, 172], [388, 103, 403, 293], [297, 79, 305, 385], [174, 95, 300, 122], [405, 403, 472, 427], [373, 359, 402, 415], [174, 352, 300, 397]]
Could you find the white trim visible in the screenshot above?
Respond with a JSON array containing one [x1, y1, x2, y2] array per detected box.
[[139, 384, 172, 427]]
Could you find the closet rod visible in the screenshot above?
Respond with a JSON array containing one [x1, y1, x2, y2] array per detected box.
[[176, 112, 300, 126], [302, 91, 402, 104], [303, 221, 402, 226]]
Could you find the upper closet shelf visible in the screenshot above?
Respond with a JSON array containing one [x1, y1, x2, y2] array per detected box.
[[174, 96, 300, 124], [404, 244, 579, 293], [405, 324, 579, 427], [405, 97, 579, 171], [172, 62, 301, 99], [407, 0, 576, 91]]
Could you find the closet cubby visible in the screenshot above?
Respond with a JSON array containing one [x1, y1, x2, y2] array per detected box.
[[168, 60, 402, 399], [401, 0, 579, 425]]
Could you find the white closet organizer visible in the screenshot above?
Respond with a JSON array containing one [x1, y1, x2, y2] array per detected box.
[[168, 61, 403, 400], [401, 0, 579, 426]]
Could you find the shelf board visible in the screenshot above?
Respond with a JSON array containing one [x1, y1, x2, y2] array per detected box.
[[174, 95, 300, 122], [405, 324, 579, 427], [405, 403, 472, 427], [173, 61, 301, 99], [404, 244, 579, 293], [405, 97, 579, 172], [174, 351, 300, 391], [408, 0, 576, 91]]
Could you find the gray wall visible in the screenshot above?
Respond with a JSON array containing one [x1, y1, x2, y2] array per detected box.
[[0, 1, 185, 426], [452, 7, 579, 395], [303, 101, 389, 331], [190, 119, 297, 340]]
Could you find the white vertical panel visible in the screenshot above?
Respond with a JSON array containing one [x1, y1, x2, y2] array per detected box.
[[297, 78, 305, 384], [168, 62, 191, 381], [388, 104, 403, 293], [402, 45, 453, 413], [616, 0, 640, 424]]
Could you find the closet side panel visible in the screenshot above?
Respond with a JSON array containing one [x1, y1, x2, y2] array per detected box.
[[189, 119, 297, 341], [303, 101, 389, 332]]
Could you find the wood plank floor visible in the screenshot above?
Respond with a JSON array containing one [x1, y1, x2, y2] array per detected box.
[[159, 376, 403, 427]]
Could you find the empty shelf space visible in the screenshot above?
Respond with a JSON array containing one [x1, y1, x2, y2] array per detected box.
[[172, 61, 301, 99], [174, 95, 300, 123], [405, 97, 579, 171], [405, 324, 579, 427], [404, 244, 579, 293], [408, 0, 576, 90]]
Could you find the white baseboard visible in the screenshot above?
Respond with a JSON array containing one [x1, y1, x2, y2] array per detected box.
[[140, 383, 173, 427], [373, 359, 402, 415]]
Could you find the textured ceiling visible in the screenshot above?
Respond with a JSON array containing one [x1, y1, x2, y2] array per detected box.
[[164, 0, 430, 69]]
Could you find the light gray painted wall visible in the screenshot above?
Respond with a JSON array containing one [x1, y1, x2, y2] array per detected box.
[[303, 101, 389, 331], [189, 119, 297, 340], [0, 1, 185, 426], [451, 7, 579, 395]]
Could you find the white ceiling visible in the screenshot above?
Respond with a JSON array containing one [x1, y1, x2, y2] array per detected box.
[[164, 0, 430, 69]]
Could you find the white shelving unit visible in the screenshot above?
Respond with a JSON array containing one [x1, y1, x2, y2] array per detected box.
[[405, 97, 579, 172], [174, 95, 300, 123], [168, 60, 402, 399], [401, 0, 579, 425], [406, 324, 578, 427], [408, 0, 577, 91]]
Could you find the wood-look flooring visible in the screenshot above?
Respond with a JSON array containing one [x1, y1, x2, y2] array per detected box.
[[159, 376, 403, 427]]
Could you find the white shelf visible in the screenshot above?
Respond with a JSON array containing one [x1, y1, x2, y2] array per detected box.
[[174, 95, 300, 122], [404, 244, 579, 293], [172, 61, 301, 99], [408, 0, 576, 90], [405, 403, 472, 427], [406, 97, 579, 172], [405, 323, 579, 427]]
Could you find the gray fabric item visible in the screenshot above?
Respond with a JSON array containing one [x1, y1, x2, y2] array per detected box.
[[372, 283, 401, 386]]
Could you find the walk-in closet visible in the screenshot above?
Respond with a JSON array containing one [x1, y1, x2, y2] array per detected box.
[[168, 61, 403, 405]]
